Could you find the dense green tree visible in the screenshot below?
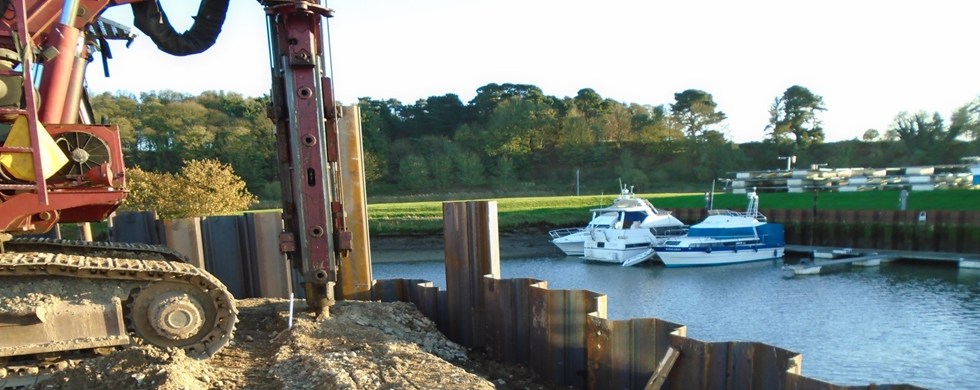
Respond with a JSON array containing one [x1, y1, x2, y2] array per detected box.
[[949, 97, 980, 142], [88, 84, 979, 199], [468, 83, 545, 122], [670, 89, 726, 141], [358, 97, 401, 146], [615, 150, 650, 189], [573, 88, 605, 120], [693, 130, 742, 182], [362, 151, 386, 183], [597, 101, 632, 147], [493, 156, 517, 188], [453, 151, 484, 186], [890, 111, 963, 163], [397, 155, 429, 191], [455, 97, 557, 175], [400, 94, 468, 138], [197, 92, 276, 196], [429, 154, 454, 189], [765, 85, 826, 148], [634, 104, 682, 145], [91, 92, 140, 151], [553, 109, 596, 165], [862, 129, 880, 142]]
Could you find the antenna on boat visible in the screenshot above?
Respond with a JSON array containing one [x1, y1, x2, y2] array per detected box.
[[746, 187, 760, 219]]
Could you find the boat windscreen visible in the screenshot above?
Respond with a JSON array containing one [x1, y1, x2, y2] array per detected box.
[[623, 211, 647, 225]]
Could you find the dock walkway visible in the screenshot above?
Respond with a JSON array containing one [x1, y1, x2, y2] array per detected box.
[[784, 245, 980, 276]]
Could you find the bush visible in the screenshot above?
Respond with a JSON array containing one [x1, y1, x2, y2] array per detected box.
[[124, 159, 257, 218]]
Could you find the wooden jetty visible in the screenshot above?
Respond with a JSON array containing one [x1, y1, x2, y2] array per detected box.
[[784, 245, 980, 276]]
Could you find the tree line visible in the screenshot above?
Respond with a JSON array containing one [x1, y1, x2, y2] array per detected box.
[[91, 85, 980, 205]]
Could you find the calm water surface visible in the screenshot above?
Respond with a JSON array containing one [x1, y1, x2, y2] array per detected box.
[[373, 256, 980, 389]]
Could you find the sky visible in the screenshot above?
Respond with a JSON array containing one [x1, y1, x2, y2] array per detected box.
[[88, 0, 980, 143]]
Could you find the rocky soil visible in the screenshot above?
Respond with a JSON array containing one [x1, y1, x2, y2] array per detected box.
[[31, 298, 555, 390]]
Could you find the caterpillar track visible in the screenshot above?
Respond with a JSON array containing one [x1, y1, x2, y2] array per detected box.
[[0, 238, 238, 386]]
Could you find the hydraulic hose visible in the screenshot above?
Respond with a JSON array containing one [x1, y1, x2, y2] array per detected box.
[[131, 0, 230, 56]]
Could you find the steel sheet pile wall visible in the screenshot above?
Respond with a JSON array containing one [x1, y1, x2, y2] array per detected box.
[[527, 287, 604, 387], [482, 277, 543, 364], [371, 278, 446, 335], [111, 211, 292, 299], [368, 201, 922, 390], [586, 316, 685, 389], [665, 337, 801, 389], [670, 208, 980, 254], [110, 211, 164, 244]]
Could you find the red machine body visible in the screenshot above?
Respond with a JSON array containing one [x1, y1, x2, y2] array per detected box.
[[0, 0, 348, 372], [0, 0, 128, 235], [0, 0, 346, 311]]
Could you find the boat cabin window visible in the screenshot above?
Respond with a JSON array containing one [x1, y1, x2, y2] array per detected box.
[[664, 240, 682, 246], [688, 227, 756, 238], [621, 211, 647, 226]]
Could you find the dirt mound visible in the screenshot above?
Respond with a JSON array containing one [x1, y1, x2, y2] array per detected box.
[[31, 298, 550, 390]]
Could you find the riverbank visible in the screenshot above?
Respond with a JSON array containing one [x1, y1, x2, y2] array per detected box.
[[369, 227, 560, 263]]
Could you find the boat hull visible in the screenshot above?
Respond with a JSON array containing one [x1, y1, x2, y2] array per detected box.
[[583, 228, 660, 264], [551, 231, 587, 256], [657, 246, 784, 267], [553, 240, 584, 256], [583, 246, 654, 264]]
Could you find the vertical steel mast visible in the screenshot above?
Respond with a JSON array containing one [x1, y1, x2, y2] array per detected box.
[[262, 0, 350, 314]]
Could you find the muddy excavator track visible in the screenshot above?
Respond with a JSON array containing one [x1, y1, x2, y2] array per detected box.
[[0, 238, 238, 386]]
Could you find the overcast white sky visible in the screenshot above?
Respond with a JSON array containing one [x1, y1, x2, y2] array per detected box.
[[88, 0, 980, 143]]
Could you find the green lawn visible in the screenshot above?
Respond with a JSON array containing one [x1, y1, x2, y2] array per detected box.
[[367, 190, 980, 235]]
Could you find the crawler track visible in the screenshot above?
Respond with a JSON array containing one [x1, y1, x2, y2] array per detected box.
[[0, 238, 238, 386]]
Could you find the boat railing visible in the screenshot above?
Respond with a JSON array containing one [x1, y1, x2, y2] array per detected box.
[[706, 209, 768, 222], [694, 234, 760, 241], [548, 227, 584, 240]]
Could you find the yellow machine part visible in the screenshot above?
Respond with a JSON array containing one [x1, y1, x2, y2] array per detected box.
[[0, 115, 68, 181]]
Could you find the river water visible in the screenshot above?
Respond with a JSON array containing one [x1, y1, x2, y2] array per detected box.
[[373, 256, 980, 389]]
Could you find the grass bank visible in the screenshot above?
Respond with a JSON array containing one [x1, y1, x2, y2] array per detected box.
[[368, 190, 980, 235]]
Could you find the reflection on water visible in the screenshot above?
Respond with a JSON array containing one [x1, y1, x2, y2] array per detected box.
[[373, 256, 980, 389]]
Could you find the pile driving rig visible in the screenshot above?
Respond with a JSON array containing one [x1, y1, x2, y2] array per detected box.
[[0, 0, 351, 383]]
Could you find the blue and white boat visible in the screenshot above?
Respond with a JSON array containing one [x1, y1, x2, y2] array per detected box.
[[654, 190, 784, 267]]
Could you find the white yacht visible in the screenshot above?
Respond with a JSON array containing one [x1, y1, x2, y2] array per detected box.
[[579, 186, 686, 265], [548, 186, 638, 256]]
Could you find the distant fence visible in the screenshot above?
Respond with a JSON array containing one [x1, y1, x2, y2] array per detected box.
[[671, 208, 980, 254]]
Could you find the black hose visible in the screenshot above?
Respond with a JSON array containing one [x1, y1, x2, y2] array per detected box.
[[131, 0, 230, 56]]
